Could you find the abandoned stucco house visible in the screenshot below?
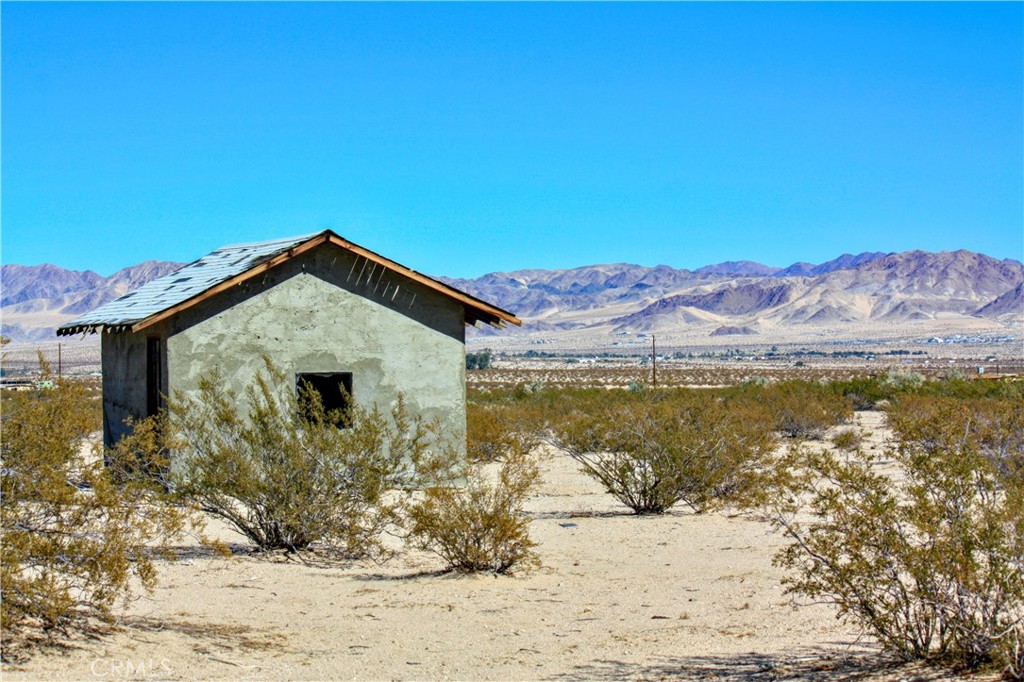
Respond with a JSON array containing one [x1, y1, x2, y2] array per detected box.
[[57, 230, 520, 449]]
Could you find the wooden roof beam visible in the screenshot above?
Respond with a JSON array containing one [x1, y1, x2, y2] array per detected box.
[[130, 231, 520, 333]]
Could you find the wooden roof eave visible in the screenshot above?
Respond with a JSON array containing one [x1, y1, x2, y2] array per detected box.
[[127, 230, 521, 334], [322, 234, 520, 328], [56, 323, 132, 337]]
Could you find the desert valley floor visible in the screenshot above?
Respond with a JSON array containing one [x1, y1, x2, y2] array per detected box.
[[6, 411, 995, 682]]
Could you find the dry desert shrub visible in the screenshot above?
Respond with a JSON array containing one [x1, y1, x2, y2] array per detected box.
[[410, 398, 542, 573], [826, 375, 1022, 413], [832, 376, 890, 411], [552, 389, 777, 514], [466, 400, 544, 464], [888, 394, 1024, 479], [765, 394, 1023, 678], [882, 367, 925, 391], [1, 363, 187, 658], [169, 358, 433, 557], [729, 380, 853, 439], [408, 447, 540, 574], [831, 428, 863, 452]]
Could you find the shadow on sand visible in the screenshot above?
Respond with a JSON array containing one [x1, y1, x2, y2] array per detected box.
[[548, 647, 965, 681], [118, 615, 287, 654], [353, 568, 456, 582]]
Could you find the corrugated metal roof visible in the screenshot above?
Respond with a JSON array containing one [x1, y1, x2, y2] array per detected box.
[[58, 232, 317, 334]]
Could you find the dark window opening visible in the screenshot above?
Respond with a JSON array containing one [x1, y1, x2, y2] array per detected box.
[[296, 372, 353, 427], [146, 337, 162, 417]]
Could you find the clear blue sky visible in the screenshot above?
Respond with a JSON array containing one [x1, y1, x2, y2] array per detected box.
[[3, 2, 1022, 278]]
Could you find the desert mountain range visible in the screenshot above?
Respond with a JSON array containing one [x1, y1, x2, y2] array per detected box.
[[1, 261, 184, 342], [1, 250, 1021, 343], [443, 250, 1023, 337]]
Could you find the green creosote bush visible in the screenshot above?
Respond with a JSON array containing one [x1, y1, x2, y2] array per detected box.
[[169, 357, 434, 557], [832, 376, 889, 411], [1, 359, 187, 658], [888, 394, 1024, 480], [466, 401, 544, 465], [408, 447, 541, 574], [830, 428, 863, 452], [744, 381, 853, 439], [553, 389, 777, 515], [830, 375, 1022, 412], [410, 398, 542, 573], [765, 394, 1023, 678]]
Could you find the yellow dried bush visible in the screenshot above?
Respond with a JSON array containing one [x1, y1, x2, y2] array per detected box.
[[1, 363, 186, 658], [466, 401, 544, 464], [553, 389, 777, 514], [408, 448, 540, 574], [766, 395, 1023, 677]]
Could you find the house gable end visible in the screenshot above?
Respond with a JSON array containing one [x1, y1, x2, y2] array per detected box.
[[58, 230, 518, 336], [163, 243, 467, 344]]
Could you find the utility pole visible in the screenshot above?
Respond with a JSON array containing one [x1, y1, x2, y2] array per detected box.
[[652, 335, 657, 388], [58, 342, 62, 379]]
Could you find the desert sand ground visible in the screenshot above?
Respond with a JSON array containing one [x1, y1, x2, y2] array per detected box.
[[4, 412, 990, 682]]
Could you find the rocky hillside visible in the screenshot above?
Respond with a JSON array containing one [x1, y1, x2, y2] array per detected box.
[[976, 282, 1024, 318], [2, 249, 1021, 343]]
